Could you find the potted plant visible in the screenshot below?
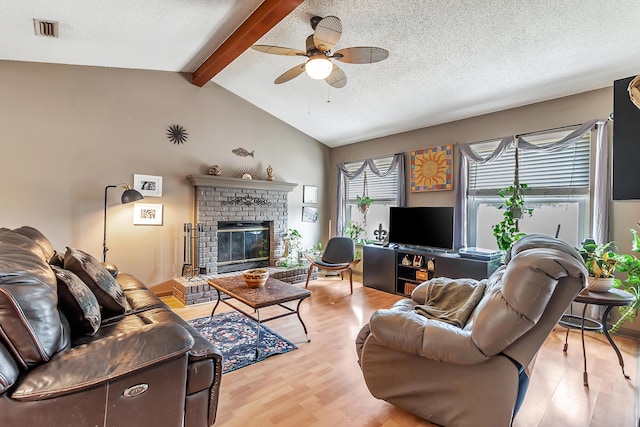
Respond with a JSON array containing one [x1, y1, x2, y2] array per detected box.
[[344, 221, 365, 243], [356, 195, 372, 215], [492, 182, 533, 251], [577, 238, 618, 292], [280, 228, 303, 267], [609, 227, 640, 333]]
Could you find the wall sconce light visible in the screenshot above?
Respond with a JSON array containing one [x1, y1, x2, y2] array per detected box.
[[103, 184, 143, 262]]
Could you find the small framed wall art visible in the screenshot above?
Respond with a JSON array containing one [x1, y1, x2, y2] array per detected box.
[[303, 185, 318, 204], [133, 203, 163, 226], [302, 206, 319, 223], [134, 174, 163, 197], [410, 144, 453, 192]]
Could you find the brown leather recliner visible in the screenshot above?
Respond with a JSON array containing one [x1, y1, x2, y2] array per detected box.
[[356, 234, 587, 427], [0, 226, 222, 427]]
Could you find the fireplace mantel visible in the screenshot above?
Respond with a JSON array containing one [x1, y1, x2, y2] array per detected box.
[[187, 174, 297, 192]]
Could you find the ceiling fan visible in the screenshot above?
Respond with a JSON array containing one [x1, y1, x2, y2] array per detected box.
[[629, 75, 640, 109], [251, 15, 389, 88]]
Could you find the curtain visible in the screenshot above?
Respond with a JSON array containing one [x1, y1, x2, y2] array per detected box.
[[336, 153, 405, 236], [454, 119, 609, 248]]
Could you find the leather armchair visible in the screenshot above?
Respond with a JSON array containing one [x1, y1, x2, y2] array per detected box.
[[356, 234, 587, 426]]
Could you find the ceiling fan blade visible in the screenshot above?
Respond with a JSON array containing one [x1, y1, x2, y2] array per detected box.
[[252, 45, 306, 56], [629, 75, 640, 109], [333, 47, 389, 64], [274, 63, 306, 84], [325, 64, 347, 88], [313, 16, 342, 52]]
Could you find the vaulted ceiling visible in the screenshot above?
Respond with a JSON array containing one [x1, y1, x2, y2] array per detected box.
[[3, 1, 640, 147]]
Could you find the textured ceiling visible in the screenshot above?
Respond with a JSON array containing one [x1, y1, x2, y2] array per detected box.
[[2, 1, 640, 147]]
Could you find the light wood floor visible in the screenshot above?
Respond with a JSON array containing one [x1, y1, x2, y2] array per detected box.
[[165, 278, 639, 427]]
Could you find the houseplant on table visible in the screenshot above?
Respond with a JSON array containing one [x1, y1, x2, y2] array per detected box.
[[577, 238, 618, 292]]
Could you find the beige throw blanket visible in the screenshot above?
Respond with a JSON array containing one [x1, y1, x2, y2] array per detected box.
[[414, 278, 486, 328]]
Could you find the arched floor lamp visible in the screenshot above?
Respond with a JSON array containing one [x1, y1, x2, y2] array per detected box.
[[103, 184, 143, 262]]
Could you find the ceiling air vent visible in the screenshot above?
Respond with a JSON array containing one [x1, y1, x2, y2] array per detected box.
[[33, 19, 59, 37]]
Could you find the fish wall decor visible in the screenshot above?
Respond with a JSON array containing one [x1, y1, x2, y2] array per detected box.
[[232, 148, 254, 157]]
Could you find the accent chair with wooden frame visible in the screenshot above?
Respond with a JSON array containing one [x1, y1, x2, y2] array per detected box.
[[305, 236, 360, 294]]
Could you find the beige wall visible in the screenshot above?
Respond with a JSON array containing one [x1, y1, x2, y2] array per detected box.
[[0, 60, 330, 291], [331, 87, 640, 335], [331, 87, 615, 210]]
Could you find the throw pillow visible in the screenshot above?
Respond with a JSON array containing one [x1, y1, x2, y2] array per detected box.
[[63, 247, 129, 315], [51, 266, 101, 336]]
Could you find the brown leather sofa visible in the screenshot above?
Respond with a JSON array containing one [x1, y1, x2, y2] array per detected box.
[[0, 226, 222, 427], [356, 234, 587, 426]]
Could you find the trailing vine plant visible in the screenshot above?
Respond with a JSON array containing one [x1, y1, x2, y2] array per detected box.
[[492, 142, 533, 251]]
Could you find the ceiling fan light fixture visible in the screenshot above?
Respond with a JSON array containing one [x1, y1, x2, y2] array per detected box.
[[305, 56, 332, 80]]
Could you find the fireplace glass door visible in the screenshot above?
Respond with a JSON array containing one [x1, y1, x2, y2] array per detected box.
[[217, 222, 269, 273]]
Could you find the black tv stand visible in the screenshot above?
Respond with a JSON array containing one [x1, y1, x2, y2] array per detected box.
[[363, 245, 501, 296], [397, 244, 453, 254]]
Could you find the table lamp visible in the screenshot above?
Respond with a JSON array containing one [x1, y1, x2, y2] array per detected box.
[[103, 184, 144, 262]]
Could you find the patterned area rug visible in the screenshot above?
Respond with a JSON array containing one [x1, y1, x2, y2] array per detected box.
[[188, 311, 297, 374]]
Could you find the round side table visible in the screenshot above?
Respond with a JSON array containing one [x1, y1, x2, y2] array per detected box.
[[559, 287, 634, 387]]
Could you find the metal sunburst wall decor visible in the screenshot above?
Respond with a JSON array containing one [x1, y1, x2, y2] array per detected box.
[[166, 125, 188, 144]]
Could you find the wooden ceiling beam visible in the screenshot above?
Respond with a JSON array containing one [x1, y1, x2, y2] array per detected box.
[[191, 0, 305, 87]]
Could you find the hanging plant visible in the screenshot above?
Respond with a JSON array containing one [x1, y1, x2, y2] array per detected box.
[[357, 195, 372, 214], [492, 183, 533, 251], [357, 171, 372, 224], [492, 142, 533, 251]]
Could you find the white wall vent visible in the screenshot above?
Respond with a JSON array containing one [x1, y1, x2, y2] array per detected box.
[[33, 19, 59, 37]]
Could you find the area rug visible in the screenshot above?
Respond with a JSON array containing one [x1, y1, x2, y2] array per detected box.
[[188, 311, 297, 374]]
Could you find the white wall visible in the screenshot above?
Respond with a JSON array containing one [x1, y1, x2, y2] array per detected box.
[[0, 60, 330, 291]]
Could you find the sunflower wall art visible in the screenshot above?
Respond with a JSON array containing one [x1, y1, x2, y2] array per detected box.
[[410, 144, 453, 192]]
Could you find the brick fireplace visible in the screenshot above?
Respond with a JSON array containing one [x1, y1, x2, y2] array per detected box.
[[187, 174, 298, 275], [171, 175, 316, 305]]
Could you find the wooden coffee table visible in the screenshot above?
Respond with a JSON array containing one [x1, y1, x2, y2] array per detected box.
[[207, 275, 311, 359]]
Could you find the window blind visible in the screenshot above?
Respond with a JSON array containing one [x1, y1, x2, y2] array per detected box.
[[345, 156, 398, 203], [469, 133, 590, 196]]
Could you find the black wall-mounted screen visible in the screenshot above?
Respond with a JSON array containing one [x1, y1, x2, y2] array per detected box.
[[388, 207, 454, 250], [613, 76, 640, 200]]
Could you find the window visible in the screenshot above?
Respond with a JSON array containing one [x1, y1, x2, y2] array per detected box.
[[467, 129, 591, 249], [343, 155, 399, 242]]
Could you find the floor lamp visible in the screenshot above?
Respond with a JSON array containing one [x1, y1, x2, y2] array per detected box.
[[103, 184, 144, 262]]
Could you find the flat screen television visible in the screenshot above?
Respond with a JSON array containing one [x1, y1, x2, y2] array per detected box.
[[388, 206, 454, 250]]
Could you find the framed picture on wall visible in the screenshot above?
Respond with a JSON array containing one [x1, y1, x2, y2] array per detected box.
[[133, 203, 163, 225], [303, 185, 318, 204], [302, 206, 318, 223], [134, 174, 163, 197], [410, 144, 453, 192]]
